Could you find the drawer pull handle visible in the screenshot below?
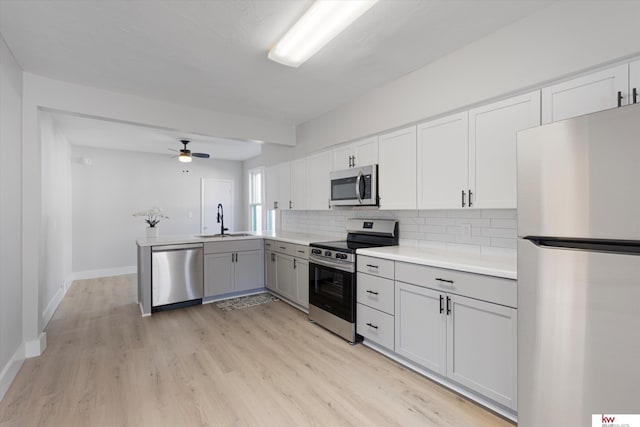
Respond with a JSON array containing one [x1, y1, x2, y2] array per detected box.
[[366, 290, 379, 295], [366, 322, 378, 329], [279, 246, 286, 250], [297, 250, 305, 254], [435, 278, 454, 284], [366, 264, 379, 269]]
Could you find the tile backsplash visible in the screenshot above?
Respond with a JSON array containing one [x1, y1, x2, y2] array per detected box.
[[281, 208, 517, 257]]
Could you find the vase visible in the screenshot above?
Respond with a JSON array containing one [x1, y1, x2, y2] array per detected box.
[[146, 226, 159, 238]]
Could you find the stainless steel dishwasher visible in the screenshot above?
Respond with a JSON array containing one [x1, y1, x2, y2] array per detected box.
[[151, 243, 204, 310]]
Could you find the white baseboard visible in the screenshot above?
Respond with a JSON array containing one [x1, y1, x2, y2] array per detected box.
[[24, 333, 47, 358], [71, 266, 137, 281], [42, 284, 66, 329], [0, 344, 25, 402]]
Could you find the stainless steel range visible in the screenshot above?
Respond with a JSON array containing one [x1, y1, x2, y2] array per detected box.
[[308, 218, 398, 343]]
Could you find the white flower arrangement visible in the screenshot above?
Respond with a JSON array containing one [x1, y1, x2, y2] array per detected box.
[[132, 207, 169, 228]]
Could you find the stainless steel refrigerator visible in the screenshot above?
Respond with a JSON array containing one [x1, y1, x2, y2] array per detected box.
[[517, 104, 640, 426]]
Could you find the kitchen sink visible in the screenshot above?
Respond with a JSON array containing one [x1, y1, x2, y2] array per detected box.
[[196, 233, 254, 238]]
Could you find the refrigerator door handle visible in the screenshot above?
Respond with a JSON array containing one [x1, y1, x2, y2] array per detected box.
[[525, 236, 640, 255]]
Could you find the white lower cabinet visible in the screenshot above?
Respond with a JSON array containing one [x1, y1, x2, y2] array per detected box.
[[357, 303, 394, 350], [395, 282, 447, 375], [446, 294, 517, 410], [204, 240, 264, 298], [393, 268, 517, 411], [356, 266, 395, 350]]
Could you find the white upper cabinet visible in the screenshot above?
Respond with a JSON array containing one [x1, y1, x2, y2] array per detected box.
[[541, 64, 628, 124], [469, 91, 540, 209], [417, 112, 469, 209], [629, 59, 640, 105], [306, 151, 332, 210], [265, 165, 278, 210], [290, 158, 307, 210], [277, 162, 291, 210], [378, 125, 417, 210], [332, 136, 378, 170]]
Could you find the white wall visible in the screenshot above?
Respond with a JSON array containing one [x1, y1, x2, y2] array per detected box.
[[39, 112, 72, 328], [71, 145, 244, 273], [0, 33, 24, 400], [295, 1, 640, 153]]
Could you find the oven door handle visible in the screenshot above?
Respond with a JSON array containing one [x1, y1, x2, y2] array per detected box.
[[309, 256, 355, 274]]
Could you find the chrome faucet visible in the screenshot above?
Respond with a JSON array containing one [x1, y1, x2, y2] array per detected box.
[[217, 203, 228, 235]]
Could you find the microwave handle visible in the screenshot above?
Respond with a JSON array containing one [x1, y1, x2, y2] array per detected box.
[[356, 170, 363, 204]]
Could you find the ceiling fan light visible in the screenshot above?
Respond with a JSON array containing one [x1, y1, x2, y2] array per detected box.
[[268, 0, 378, 68], [179, 152, 192, 163]]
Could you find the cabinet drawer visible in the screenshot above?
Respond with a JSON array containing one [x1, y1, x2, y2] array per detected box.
[[271, 241, 295, 256], [293, 244, 309, 259], [357, 303, 394, 350], [357, 273, 394, 315], [204, 239, 263, 255], [395, 262, 516, 308], [263, 239, 277, 250], [357, 255, 394, 279]]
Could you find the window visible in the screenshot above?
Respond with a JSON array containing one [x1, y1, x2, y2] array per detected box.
[[248, 168, 265, 233]]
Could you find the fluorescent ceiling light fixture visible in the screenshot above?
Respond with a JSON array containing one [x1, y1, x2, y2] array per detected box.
[[268, 0, 378, 67]]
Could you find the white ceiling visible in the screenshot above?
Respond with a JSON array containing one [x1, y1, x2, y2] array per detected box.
[[0, 0, 553, 158], [49, 112, 262, 161]]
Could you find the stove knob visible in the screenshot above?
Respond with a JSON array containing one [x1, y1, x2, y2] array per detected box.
[[324, 251, 332, 257], [311, 249, 321, 255], [336, 253, 347, 260]]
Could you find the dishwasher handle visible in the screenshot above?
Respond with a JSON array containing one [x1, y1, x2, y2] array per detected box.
[[152, 243, 204, 252]]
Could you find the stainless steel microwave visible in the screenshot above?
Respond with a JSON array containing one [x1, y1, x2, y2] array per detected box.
[[330, 164, 378, 207]]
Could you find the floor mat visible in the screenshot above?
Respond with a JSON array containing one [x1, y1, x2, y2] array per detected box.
[[215, 292, 279, 312]]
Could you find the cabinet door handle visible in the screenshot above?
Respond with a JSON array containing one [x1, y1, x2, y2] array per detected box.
[[468, 189, 473, 207], [293, 259, 297, 269], [274, 201, 278, 209], [366, 322, 378, 329], [366, 264, 379, 269], [634, 88, 638, 104], [461, 190, 466, 207], [366, 290, 379, 295], [439, 295, 444, 314], [618, 90, 623, 107], [231, 253, 235, 263], [436, 277, 454, 284], [446, 296, 451, 315], [271, 253, 275, 262], [289, 201, 292, 209], [352, 155, 356, 168]]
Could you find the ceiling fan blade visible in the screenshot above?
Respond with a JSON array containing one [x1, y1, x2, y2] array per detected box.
[[192, 152, 210, 158], [168, 148, 179, 153]]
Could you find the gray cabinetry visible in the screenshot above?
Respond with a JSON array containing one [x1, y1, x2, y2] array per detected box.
[[204, 239, 264, 298], [265, 239, 309, 311], [356, 256, 395, 350], [394, 261, 517, 411]]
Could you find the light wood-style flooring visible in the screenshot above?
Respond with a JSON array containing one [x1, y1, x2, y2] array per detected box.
[[0, 275, 513, 426]]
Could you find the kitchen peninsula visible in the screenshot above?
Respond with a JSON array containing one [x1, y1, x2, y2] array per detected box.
[[136, 231, 335, 316]]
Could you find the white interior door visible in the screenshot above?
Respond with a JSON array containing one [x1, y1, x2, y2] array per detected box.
[[201, 179, 233, 234]]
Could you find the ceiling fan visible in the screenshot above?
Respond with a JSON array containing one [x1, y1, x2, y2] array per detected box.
[[169, 139, 210, 163]]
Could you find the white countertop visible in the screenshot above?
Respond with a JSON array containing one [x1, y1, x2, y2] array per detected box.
[[357, 246, 517, 280], [136, 230, 338, 247]]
